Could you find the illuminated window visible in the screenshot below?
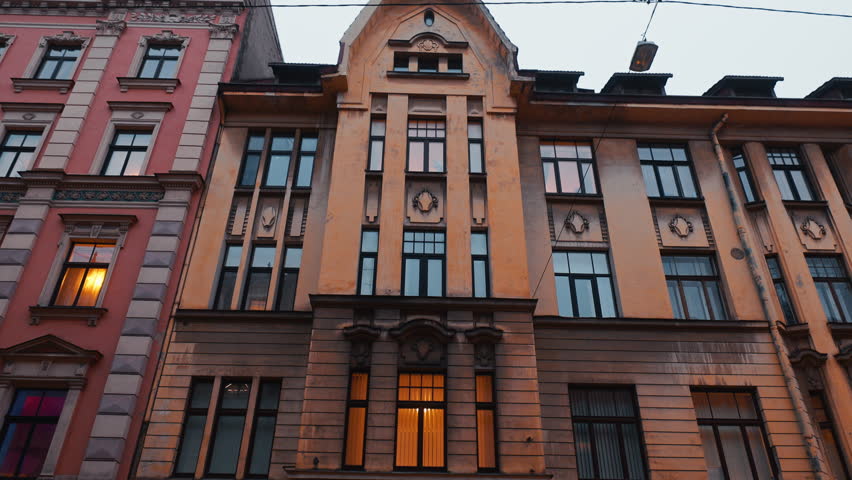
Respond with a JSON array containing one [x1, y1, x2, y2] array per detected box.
[[213, 245, 242, 310], [138, 44, 181, 79], [35, 45, 80, 80], [540, 140, 597, 194], [637, 143, 699, 199], [368, 119, 385, 171], [475, 374, 497, 471], [0, 389, 67, 478], [276, 246, 302, 311], [343, 372, 369, 468], [358, 230, 378, 295], [767, 148, 814, 201], [468, 121, 484, 174], [101, 130, 152, 176], [51, 243, 114, 307], [0, 131, 41, 178], [407, 120, 445, 173], [241, 245, 275, 310], [395, 373, 445, 469]]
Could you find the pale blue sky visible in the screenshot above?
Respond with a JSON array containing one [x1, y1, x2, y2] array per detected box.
[[273, 0, 851, 97]]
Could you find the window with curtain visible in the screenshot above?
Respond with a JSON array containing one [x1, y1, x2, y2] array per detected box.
[[0, 389, 67, 478], [368, 119, 385, 171], [395, 373, 445, 469], [206, 379, 251, 476], [540, 140, 597, 194], [246, 380, 281, 478], [731, 148, 758, 203], [264, 134, 294, 187], [241, 245, 275, 310], [553, 251, 616, 318], [403, 231, 445, 297], [101, 130, 152, 176], [637, 143, 699, 199], [138, 44, 181, 79], [475, 374, 497, 471], [35, 45, 80, 80], [51, 242, 115, 307], [238, 134, 265, 187], [468, 120, 484, 174], [358, 230, 378, 295], [0, 131, 41, 178], [343, 372, 369, 469], [766, 257, 797, 324], [213, 245, 242, 310], [691, 390, 776, 480], [806, 256, 852, 323], [569, 387, 646, 480], [766, 148, 815, 201], [407, 120, 445, 173], [807, 392, 850, 480], [471, 232, 490, 298], [174, 379, 213, 476], [276, 246, 302, 310], [294, 135, 317, 188], [662, 255, 727, 321]]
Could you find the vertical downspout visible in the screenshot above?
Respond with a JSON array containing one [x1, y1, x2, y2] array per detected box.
[[710, 114, 830, 480]]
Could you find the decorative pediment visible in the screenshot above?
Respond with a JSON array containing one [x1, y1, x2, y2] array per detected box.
[[0, 335, 101, 361], [41, 31, 86, 47], [390, 319, 456, 368], [388, 33, 468, 50], [464, 326, 503, 345], [343, 325, 381, 343], [1, 335, 101, 383]]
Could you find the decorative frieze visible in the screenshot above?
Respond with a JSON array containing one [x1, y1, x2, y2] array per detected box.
[[129, 12, 217, 23], [53, 190, 164, 202]]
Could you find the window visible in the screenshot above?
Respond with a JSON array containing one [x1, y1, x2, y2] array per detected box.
[[138, 45, 181, 79], [294, 135, 317, 188], [767, 148, 814, 201], [35, 45, 80, 80], [407, 120, 445, 173], [692, 390, 776, 480], [471, 232, 490, 298], [540, 140, 597, 194], [242, 245, 275, 310], [368, 119, 385, 171], [569, 387, 647, 480], [214, 245, 242, 310], [806, 256, 852, 323], [553, 251, 616, 318], [358, 230, 378, 295], [239, 134, 265, 187], [446, 55, 462, 73], [343, 372, 369, 469], [0, 131, 41, 178], [468, 121, 484, 174], [174, 379, 213, 476], [662, 255, 727, 321], [637, 143, 699, 199], [0, 38, 8, 59], [403, 231, 445, 297], [417, 55, 438, 73], [0, 389, 67, 478], [475, 374, 497, 471], [51, 242, 115, 307], [101, 130, 152, 176], [807, 392, 850, 480], [246, 381, 281, 477], [393, 53, 410, 72], [732, 148, 758, 203], [206, 379, 251, 476], [766, 257, 797, 324], [276, 246, 302, 310], [264, 134, 294, 187], [424, 10, 435, 26], [395, 373, 445, 469]]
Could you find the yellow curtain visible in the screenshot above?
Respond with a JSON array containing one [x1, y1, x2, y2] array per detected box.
[[422, 408, 444, 467], [345, 407, 366, 465], [395, 408, 419, 466], [477, 409, 496, 469], [350, 373, 368, 401], [54, 268, 86, 305], [76, 268, 106, 306]]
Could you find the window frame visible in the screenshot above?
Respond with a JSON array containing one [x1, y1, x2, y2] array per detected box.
[[468, 119, 485, 174], [540, 139, 600, 195], [0, 34, 15, 66], [471, 231, 490, 298], [402, 230, 446, 297], [474, 373, 498, 472], [637, 143, 701, 199], [49, 241, 116, 307], [342, 370, 370, 470], [406, 118, 446, 173], [262, 132, 296, 187], [173, 378, 214, 477], [806, 255, 852, 324], [244, 379, 281, 478], [204, 378, 252, 478], [292, 133, 318, 189], [766, 147, 817, 202], [99, 129, 153, 176], [807, 390, 851, 480], [241, 244, 276, 310], [552, 250, 618, 318], [275, 245, 302, 311], [137, 43, 182, 79], [0, 388, 68, 479], [357, 229, 379, 296], [213, 244, 243, 310], [368, 117, 386, 172], [0, 130, 43, 178], [237, 132, 266, 188], [393, 372, 447, 471], [731, 147, 759, 203], [662, 254, 728, 321], [765, 256, 797, 324], [34, 44, 82, 80]]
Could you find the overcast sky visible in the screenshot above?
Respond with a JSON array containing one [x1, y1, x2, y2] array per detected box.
[[273, 0, 851, 98]]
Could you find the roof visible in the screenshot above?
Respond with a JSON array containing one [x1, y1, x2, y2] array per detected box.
[[703, 75, 784, 97], [601, 72, 673, 95], [806, 77, 852, 100]]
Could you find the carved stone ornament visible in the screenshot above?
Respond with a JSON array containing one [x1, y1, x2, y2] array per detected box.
[[800, 216, 827, 240], [836, 344, 852, 367], [208, 22, 239, 40], [261, 206, 277, 230], [342, 325, 381, 369], [40, 31, 84, 47], [95, 19, 127, 36], [130, 111, 144, 119], [417, 39, 440, 52], [789, 348, 828, 390], [669, 214, 694, 238], [22, 113, 35, 120], [129, 12, 217, 24], [565, 211, 589, 235], [413, 189, 439, 213], [389, 319, 456, 368], [465, 326, 503, 370]]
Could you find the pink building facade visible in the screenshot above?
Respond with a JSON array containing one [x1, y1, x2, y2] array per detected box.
[[0, 2, 279, 478]]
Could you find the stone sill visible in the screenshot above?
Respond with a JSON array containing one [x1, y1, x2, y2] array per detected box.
[[11, 78, 74, 94], [310, 294, 538, 313], [777, 321, 810, 339], [544, 192, 603, 205], [29, 305, 107, 326], [286, 470, 551, 480], [117, 76, 180, 93], [647, 196, 706, 207], [828, 322, 852, 339], [387, 71, 470, 80], [534, 316, 770, 332]]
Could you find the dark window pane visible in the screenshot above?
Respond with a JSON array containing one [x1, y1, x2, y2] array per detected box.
[[295, 154, 314, 187], [622, 424, 646, 479], [277, 272, 298, 311], [240, 153, 261, 186], [555, 276, 573, 317], [265, 154, 290, 186], [404, 258, 420, 296], [243, 271, 271, 310], [718, 425, 752, 478], [593, 423, 624, 479], [815, 282, 843, 323], [774, 283, 797, 324], [259, 382, 281, 410], [359, 257, 376, 295], [739, 171, 755, 202], [207, 415, 245, 474], [575, 423, 595, 479], [248, 415, 275, 475], [699, 425, 724, 480], [221, 382, 251, 409], [641, 165, 659, 197], [667, 280, 685, 319], [427, 259, 443, 296], [174, 415, 206, 474], [215, 271, 237, 309], [190, 381, 214, 409]]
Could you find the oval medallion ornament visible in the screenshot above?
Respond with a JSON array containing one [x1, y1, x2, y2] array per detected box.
[[669, 214, 694, 238], [565, 211, 589, 234], [261, 206, 277, 229], [800, 217, 826, 240], [413, 190, 438, 213]]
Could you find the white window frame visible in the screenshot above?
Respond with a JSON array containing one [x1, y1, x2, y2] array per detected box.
[[89, 102, 170, 176], [21, 31, 89, 80], [0, 103, 61, 174], [0, 34, 16, 66]]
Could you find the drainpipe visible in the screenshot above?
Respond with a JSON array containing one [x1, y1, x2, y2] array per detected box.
[[710, 114, 830, 480]]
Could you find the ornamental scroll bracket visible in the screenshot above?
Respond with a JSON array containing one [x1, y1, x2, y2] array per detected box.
[[342, 325, 381, 369], [465, 326, 503, 371]]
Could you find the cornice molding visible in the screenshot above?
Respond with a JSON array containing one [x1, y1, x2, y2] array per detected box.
[[107, 100, 173, 112], [309, 294, 538, 313], [0, 102, 64, 113]]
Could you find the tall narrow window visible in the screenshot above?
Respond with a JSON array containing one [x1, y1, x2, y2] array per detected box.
[[35, 45, 81, 80], [569, 387, 647, 480], [358, 230, 378, 295], [766, 257, 797, 324], [343, 372, 369, 469], [407, 120, 445, 173], [214, 245, 242, 310], [395, 373, 445, 469], [276, 246, 302, 310], [553, 251, 616, 318], [540, 140, 597, 194], [403, 231, 445, 297], [242, 245, 275, 310], [471, 232, 490, 298], [807, 392, 850, 480], [806, 256, 852, 323], [732, 148, 758, 203], [206, 380, 251, 476], [52, 242, 115, 307], [264, 134, 294, 187], [174, 379, 213, 476], [138, 45, 181, 79], [0, 131, 41, 178], [247, 380, 281, 477], [662, 255, 727, 321], [101, 130, 152, 176], [475, 374, 497, 471], [368, 119, 386, 171], [692, 390, 776, 480], [294, 135, 317, 188], [468, 121, 484, 174], [637, 143, 699, 198], [239, 134, 265, 187], [767, 148, 815, 201], [0, 389, 67, 478]]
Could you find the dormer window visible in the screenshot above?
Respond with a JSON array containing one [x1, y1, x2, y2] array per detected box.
[[447, 55, 462, 73], [394, 53, 409, 72], [418, 55, 438, 73], [391, 52, 465, 76]]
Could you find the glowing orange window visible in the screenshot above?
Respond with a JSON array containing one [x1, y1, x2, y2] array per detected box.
[[395, 373, 445, 469], [52, 243, 115, 307]]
